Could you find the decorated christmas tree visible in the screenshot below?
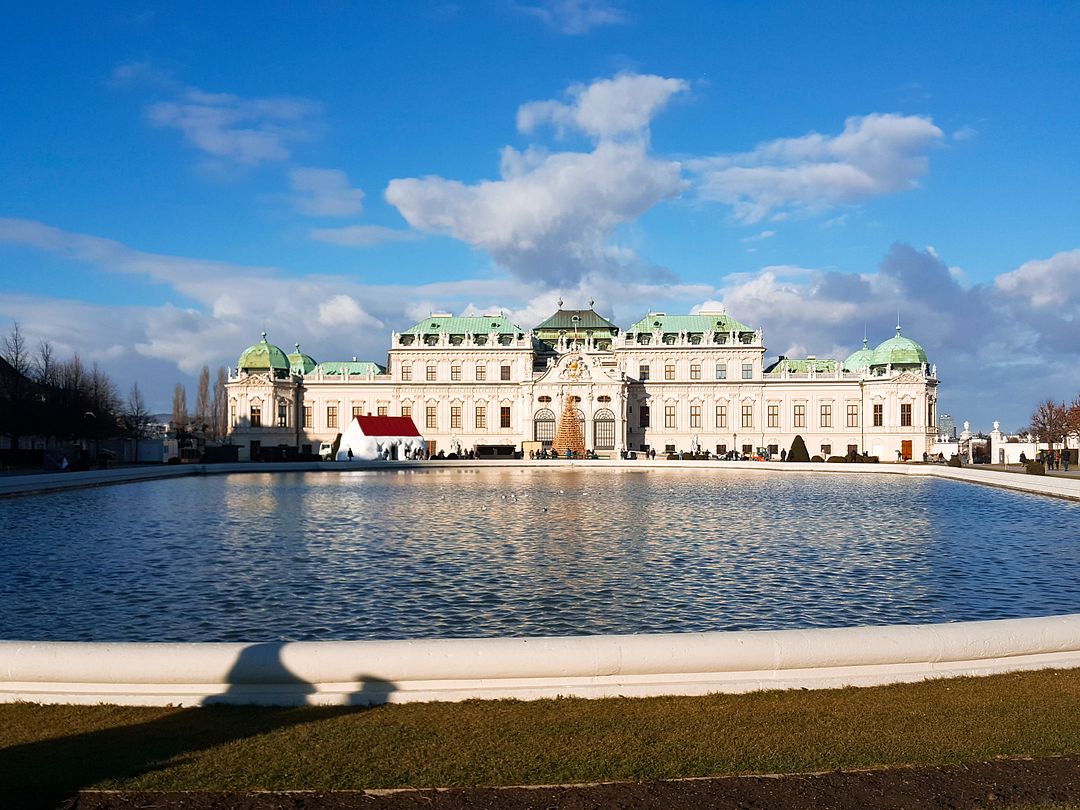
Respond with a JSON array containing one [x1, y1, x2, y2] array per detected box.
[[552, 390, 586, 458]]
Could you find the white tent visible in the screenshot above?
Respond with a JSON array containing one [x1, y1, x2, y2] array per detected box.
[[336, 415, 426, 461]]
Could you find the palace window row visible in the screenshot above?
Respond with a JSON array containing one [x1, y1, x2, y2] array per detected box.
[[634, 361, 755, 381], [405, 363, 508, 382]]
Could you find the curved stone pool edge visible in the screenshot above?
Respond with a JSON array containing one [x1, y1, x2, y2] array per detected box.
[[3, 462, 1078, 707], [2, 614, 1079, 706], [2, 459, 1079, 501]]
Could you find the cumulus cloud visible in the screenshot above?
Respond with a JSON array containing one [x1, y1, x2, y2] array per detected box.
[[689, 114, 944, 222], [517, 73, 688, 139], [145, 87, 321, 166], [387, 140, 684, 285], [513, 0, 626, 34], [309, 224, 421, 246], [288, 168, 364, 217]]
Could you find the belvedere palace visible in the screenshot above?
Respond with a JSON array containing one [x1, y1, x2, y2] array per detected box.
[[225, 304, 939, 461]]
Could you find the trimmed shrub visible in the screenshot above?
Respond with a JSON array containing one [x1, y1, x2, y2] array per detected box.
[[827, 456, 846, 463], [788, 435, 810, 462], [1025, 460, 1046, 475], [947, 455, 962, 468], [810, 455, 824, 462]]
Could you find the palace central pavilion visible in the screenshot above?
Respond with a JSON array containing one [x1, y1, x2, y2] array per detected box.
[[226, 304, 939, 461]]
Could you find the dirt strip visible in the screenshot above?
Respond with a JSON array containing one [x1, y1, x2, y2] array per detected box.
[[14, 754, 1079, 809]]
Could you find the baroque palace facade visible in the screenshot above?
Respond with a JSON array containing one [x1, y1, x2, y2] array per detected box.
[[225, 304, 939, 461]]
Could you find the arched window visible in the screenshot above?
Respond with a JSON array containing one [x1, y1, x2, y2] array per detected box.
[[534, 408, 556, 444], [593, 408, 616, 450]]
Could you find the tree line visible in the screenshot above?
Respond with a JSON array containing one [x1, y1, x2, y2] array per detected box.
[[169, 364, 229, 441]]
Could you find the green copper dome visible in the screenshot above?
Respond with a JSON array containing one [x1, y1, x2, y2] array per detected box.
[[287, 343, 317, 375], [843, 338, 875, 372], [238, 332, 290, 373], [870, 326, 928, 368]]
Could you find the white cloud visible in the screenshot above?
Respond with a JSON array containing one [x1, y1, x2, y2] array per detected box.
[[741, 230, 776, 243], [387, 140, 685, 285], [309, 224, 421, 246], [953, 125, 978, 141], [994, 248, 1080, 310], [145, 87, 321, 166], [288, 168, 364, 217], [513, 0, 626, 34], [689, 114, 944, 223], [517, 73, 688, 139], [317, 294, 380, 327]]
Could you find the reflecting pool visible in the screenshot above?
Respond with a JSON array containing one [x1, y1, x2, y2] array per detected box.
[[2, 468, 1078, 641]]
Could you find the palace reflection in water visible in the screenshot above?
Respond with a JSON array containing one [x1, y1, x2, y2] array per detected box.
[[2, 468, 1078, 642]]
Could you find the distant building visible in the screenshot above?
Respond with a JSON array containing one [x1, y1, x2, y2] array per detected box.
[[938, 413, 956, 439], [226, 304, 940, 462]]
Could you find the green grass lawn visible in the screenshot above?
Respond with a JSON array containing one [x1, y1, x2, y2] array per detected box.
[[2, 668, 1080, 793]]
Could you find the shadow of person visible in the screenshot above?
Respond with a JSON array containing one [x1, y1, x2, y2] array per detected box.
[[0, 642, 397, 806]]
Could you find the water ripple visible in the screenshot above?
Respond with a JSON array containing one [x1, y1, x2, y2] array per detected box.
[[1, 468, 1078, 642]]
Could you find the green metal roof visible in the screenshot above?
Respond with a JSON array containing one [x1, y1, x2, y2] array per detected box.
[[402, 314, 522, 336], [287, 343, 317, 375], [870, 327, 928, 367], [314, 360, 386, 376], [764, 357, 840, 375], [238, 333, 290, 372], [533, 308, 618, 333], [626, 313, 752, 334], [843, 339, 874, 372]]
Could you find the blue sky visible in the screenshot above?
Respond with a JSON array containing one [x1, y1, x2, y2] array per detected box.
[[1, 1, 1078, 429]]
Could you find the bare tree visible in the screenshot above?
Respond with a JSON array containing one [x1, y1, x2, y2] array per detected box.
[[125, 383, 153, 439], [34, 339, 55, 386], [211, 365, 228, 441], [1, 321, 30, 375], [1028, 399, 1069, 452], [171, 383, 188, 433], [194, 365, 211, 435]]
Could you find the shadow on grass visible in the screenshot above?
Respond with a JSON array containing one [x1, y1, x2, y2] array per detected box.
[[1, 641, 396, 804]]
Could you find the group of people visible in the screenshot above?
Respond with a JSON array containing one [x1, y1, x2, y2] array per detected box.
[[1041, 449, 1071, 471], [529, 448, 599, 459]]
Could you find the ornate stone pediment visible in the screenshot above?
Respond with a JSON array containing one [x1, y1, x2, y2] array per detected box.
[[535, 352, 622, 386]]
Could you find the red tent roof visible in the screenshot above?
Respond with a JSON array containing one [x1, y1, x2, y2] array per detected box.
[[353, 415, 422, 437]]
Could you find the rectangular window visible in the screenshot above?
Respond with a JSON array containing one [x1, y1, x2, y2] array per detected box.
[[302, 406, 311, 428], [401, 404, 412, 418], [873, 403, 883, 427], [250, 405, 261, 427], [715, 404, 727, 429], [326, 405, 337, 429], [741, 362, 753, 380], [741, 404, 753, 429], [901, 402, 912, 427], [847, 404, 859, 428], [426, 405, 437, 430], [665, 405, 676, 429], [690, 363, 701, 380], [500, 405, 511, 428], [664, 363, 675, 381], [715, 362, 727, 380], [793, 404, 806, 428], [426, 364, 436, 381], [821, 444, 832, 457], [500, 365, 511, 381], [377, 405, 388, 417], [278, 408, 288, 427], [352, 406, 363, 418], [401, 365, 411, 381], [820, 404, 832, 428], [847, 444, 858, 456], [742, 444, 753, 456], [690, 404, 701, 429], [640, 405, 650, 428], [450, 405, 462, 429], [665, 444, 676, 454], [475, 406, 486, 429], [717, 444, 727, 455], [768, 444, 779, 456], [451, 366, 461, 381], [767, 404, 779, 428], [476, 364, 486, 381], [638, 364, 650, 381]]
